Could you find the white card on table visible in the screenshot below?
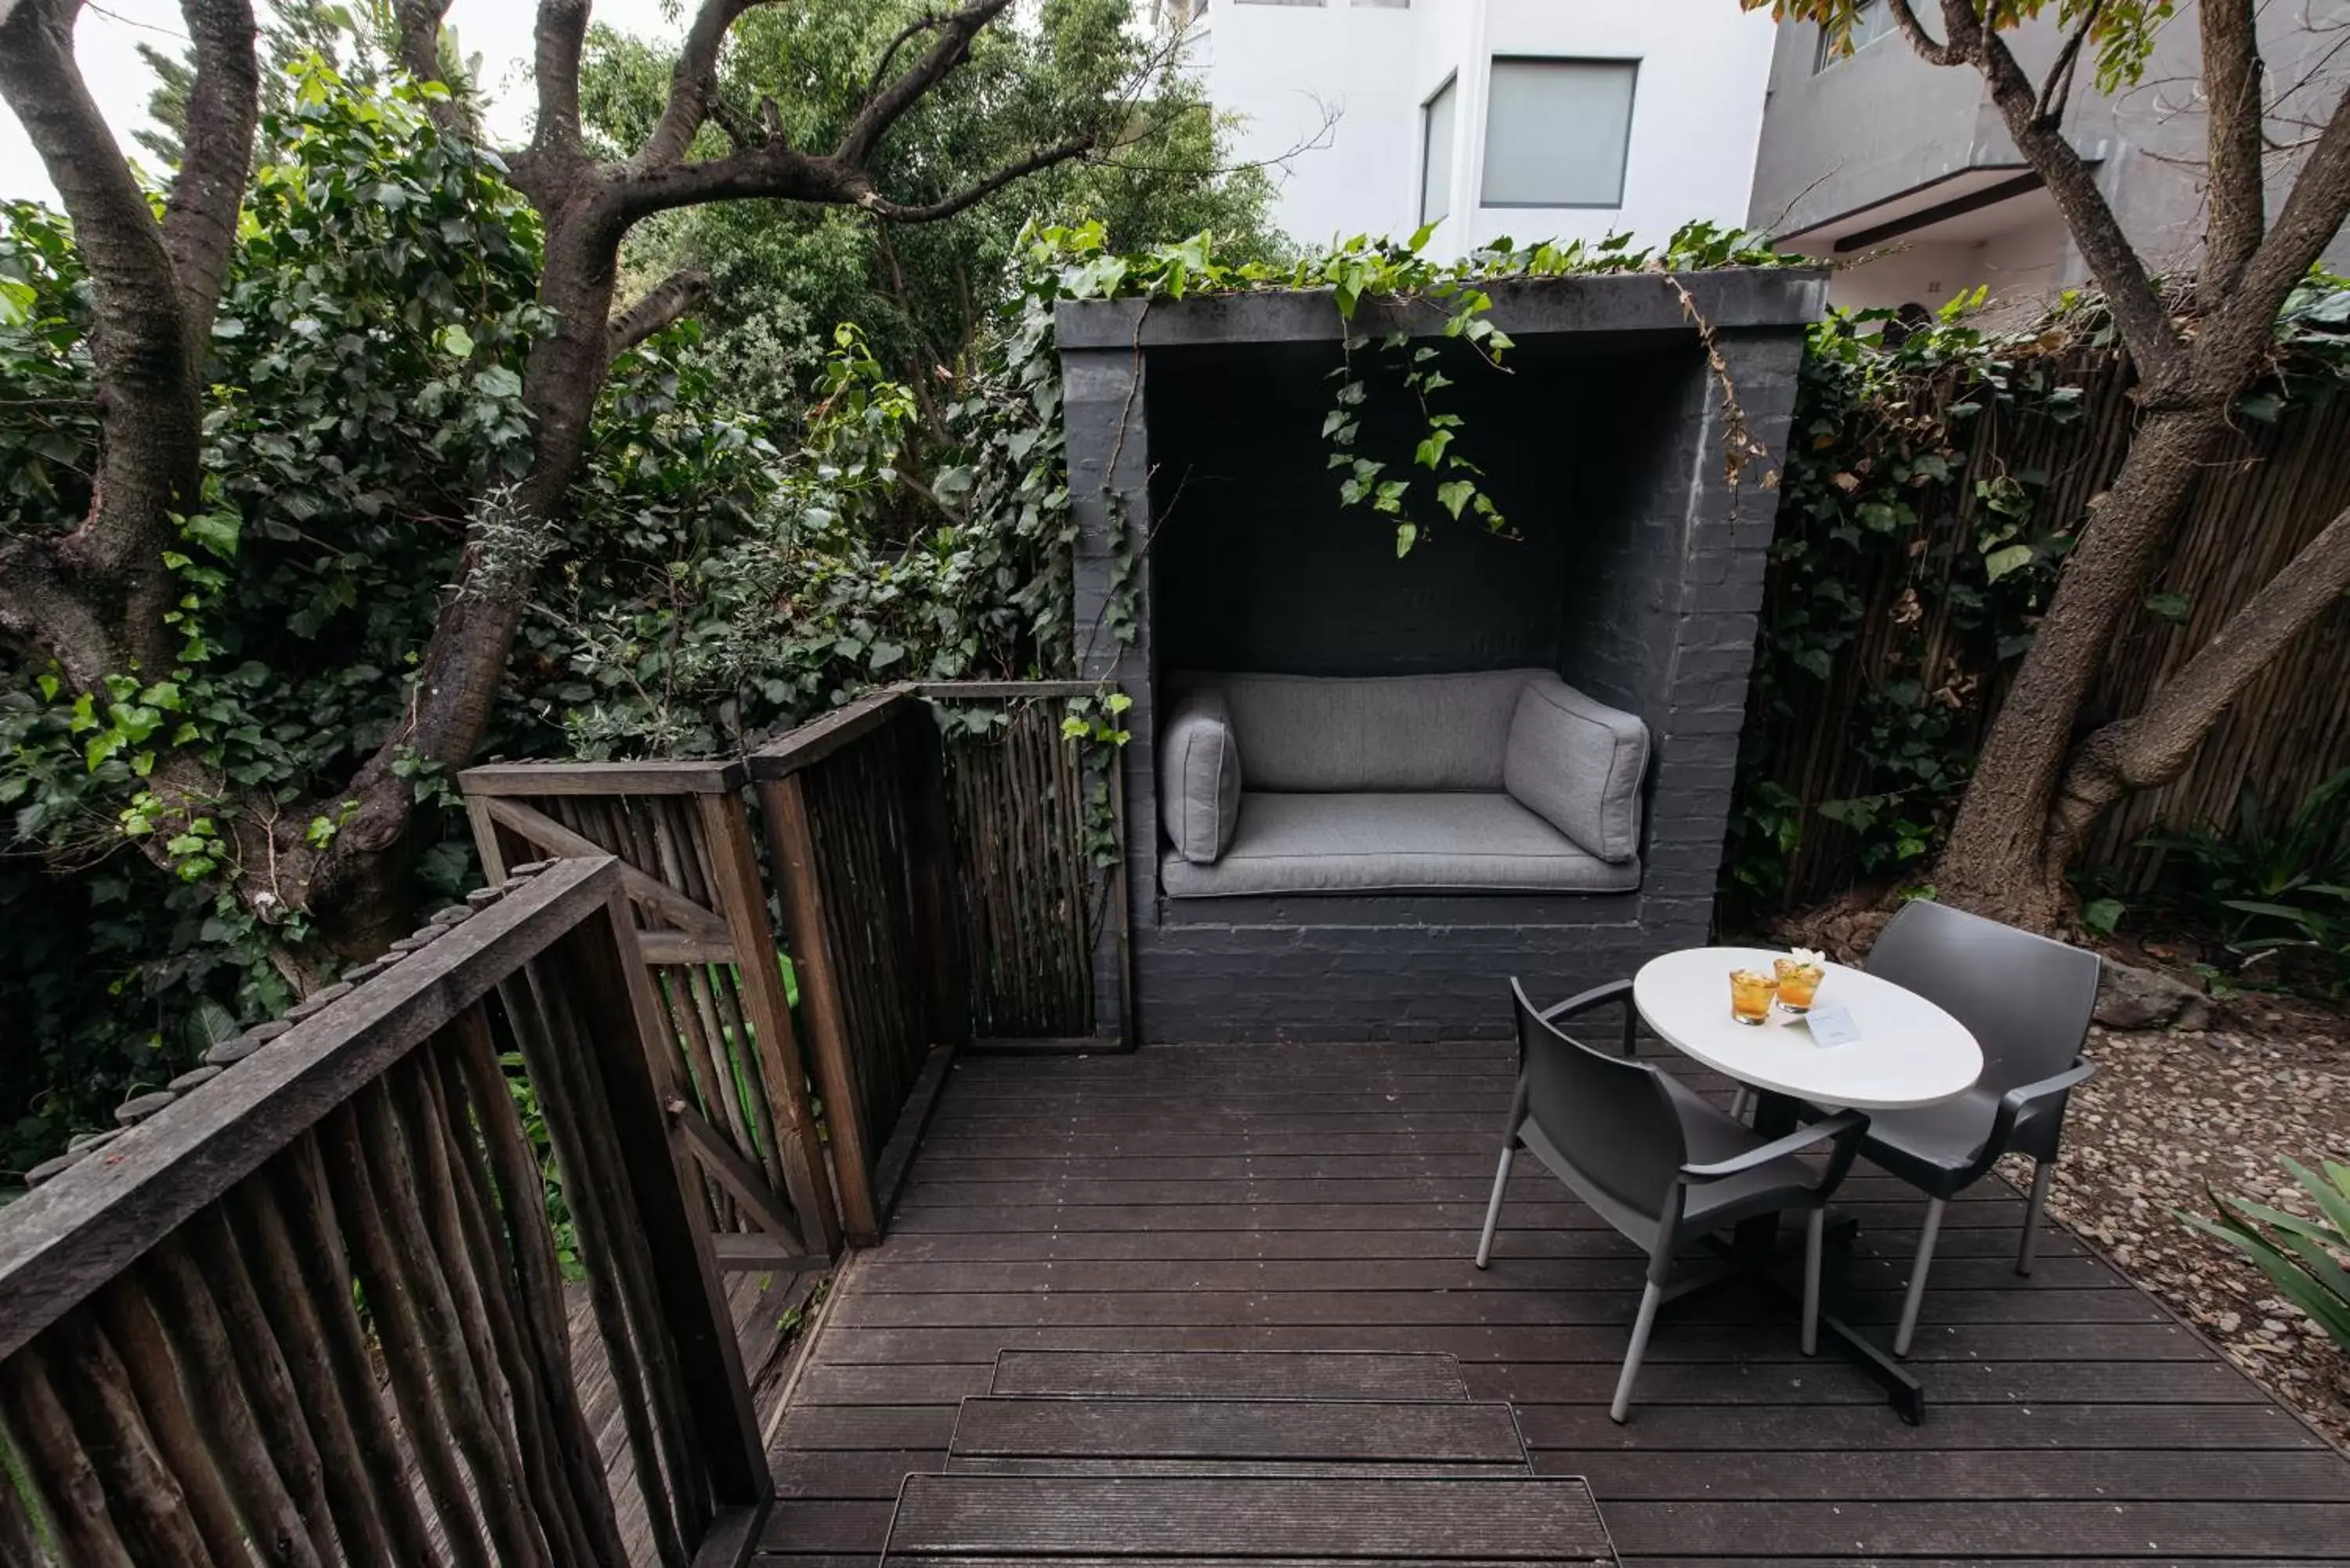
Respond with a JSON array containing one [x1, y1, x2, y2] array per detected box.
[[1805, 1004, 1862, 1048]]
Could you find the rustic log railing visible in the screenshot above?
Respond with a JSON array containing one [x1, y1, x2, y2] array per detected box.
[[747, 680, 1121, 1242], [460, 761, 840, 1267], [0, 858, 770, 1568]]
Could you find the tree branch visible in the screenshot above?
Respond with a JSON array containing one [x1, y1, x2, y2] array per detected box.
[[862, 135, 1099, 222], [2051, 500, 2350, 862], [635, 0, 768, 168], [1882, 0, 1965, 68], [835, 0, 1014, 170], [607, 268, 710, 358], [2033, 0, 2102, 126], [2200, 60, 2350, 385], [389, 0, 466, 134], [1946, 0, 2186, 387], [2197, 0, 2267, 307], [163, 0, 261, 349], [530, 0, 590, 161]]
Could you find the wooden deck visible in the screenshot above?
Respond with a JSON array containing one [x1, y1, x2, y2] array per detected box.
[[757, 1040, 2350, 1564]]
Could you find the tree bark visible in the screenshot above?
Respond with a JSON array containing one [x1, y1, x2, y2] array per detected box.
[[2048, 500, 2350, 874], [1932, 403, 2233, 927]]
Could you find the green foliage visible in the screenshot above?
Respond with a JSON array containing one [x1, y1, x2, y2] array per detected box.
[[2145, 768, 2350, 992], [1, 64, 548, 1172], [1723, 296, 2083, 910], [2180, 1158, 2350, 1354], [1029, 216, 1801, 555], [583, 0, 1287, 443]]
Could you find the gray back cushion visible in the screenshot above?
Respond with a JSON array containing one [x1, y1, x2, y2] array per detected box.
[[1502, 675, 1650, 863], [1205, 670, 1550, 792], [1158, 688, 1242, 863]]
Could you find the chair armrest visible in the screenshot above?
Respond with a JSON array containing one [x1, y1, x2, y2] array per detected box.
[[1681, 1110, 1867, 1183], [1986, 1059, 2095, 1148], [1537, 978, 1639, 1056]]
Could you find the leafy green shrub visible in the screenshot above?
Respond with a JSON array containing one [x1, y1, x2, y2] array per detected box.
[[2181, 1158, 2350, 1354], [2145, 768, 2350, 992]]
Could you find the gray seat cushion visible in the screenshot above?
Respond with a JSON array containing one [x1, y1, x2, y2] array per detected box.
[[1502, 675, 1649, 863], [1158, 690, 1242, 864], [1160, 792, 1643, 898]]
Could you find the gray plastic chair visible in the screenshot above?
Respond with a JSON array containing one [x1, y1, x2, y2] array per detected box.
[[1841, 899, 2100, 1356], [1475, 978, 1868, 1422]]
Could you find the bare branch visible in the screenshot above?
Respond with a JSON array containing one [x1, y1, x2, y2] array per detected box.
[[163, 0, 261, 345], [2203, 75, 2350, 382], [530, 0, 590, 160], [2034, 0, 2102, 125], [836, 0, 1014, 170], [862, 135, 1098, 223], [607, 268, 710, 358], [2197, 0, 2267, 306], [636, 0, 766, 168], [1947, 1, 2186, 385]]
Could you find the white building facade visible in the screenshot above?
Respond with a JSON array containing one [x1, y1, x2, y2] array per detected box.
[[1168, 0, 1780, 255]]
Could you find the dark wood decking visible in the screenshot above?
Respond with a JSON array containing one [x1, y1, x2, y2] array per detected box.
[[759, 1041, 2350, 1564]]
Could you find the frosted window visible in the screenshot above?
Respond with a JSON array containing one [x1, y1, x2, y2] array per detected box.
[[1479, 58, 1637, 209], [1420, 77, 1456, 226]]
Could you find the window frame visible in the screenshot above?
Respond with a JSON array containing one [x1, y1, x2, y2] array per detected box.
[[1477, 54, 1641, 211], [1419, 70, 1459, 229]]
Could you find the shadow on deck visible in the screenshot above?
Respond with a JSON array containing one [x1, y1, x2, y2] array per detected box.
[[758, 1039, 2350, 1565]]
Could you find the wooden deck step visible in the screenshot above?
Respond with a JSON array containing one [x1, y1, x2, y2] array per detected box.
[[879, 1472, 1617, 1563], [989, 1348, 1470, 1400], [948, 1396, 1531, 1476]]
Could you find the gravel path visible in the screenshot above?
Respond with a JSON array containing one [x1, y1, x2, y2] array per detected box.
[[2024, 1007, 2350, 1449]]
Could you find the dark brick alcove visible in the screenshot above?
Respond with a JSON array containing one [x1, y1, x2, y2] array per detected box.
[[1060, 270, 1824, 1042]]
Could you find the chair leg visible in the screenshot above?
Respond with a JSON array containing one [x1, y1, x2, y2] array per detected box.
[[1801, 1207, 1826, 1357], [1893, 1198, 1947, 1359], [1609, 1281, 1665, 1425], [1473, 1145, 1515, 1270], [2016, 1159, 2053, 1277]]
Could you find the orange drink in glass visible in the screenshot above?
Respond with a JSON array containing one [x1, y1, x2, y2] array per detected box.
[[1729, 968, 1776, 1026], [1774, 951, 1825, 1014]]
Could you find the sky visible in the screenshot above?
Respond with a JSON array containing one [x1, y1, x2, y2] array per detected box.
[[1, 0, 687, 204]]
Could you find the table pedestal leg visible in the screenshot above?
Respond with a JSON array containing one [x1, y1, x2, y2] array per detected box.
[[1716, 1089, 1925, 1425]]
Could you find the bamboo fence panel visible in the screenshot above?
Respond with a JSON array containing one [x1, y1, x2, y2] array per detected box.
[[938, 697, 1097, 1039], [1752, 353, 2350, 907], [0, 858, 769, 1568]]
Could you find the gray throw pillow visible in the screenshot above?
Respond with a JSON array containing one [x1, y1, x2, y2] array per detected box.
[[1502, 677, 1649, 864], [1159, 689, 1242, 864]]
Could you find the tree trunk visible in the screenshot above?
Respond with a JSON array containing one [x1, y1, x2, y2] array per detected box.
[[300, 197, 624, 959], [1929, 399, 2233, 929]]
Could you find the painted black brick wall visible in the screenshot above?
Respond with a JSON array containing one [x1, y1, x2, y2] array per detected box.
[[1063, 276, 1820, 1042]]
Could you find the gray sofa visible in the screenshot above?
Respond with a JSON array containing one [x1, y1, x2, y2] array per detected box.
[[1157, 670, 1650, 898]]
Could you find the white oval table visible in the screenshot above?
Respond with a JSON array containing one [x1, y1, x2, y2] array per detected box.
[[1632, 945, 1983, 1113], [1631, 945, 1983, 1424]]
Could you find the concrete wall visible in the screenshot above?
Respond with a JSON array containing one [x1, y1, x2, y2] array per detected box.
[[1060, 270, 1823, 1042], [1749, 3, 2350, 310], [1193, 0, 1777, 255]]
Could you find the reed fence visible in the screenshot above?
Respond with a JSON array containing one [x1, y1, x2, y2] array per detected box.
[[0, 857, 769, 1568], [1752, 354, 2350, 907]]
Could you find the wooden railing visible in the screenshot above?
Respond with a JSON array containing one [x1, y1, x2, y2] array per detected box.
[[459, 683, 1117, 1248], [744, 680, 1120, 1241], [0, 858, 769, 1568], [461, 762, 839, 1266]]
